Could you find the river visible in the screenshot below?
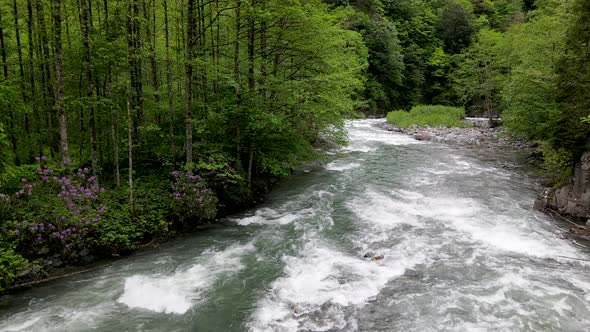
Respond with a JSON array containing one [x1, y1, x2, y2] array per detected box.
[[1, 119, 590, 331]]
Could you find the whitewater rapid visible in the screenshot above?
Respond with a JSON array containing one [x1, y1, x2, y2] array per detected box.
[[1, 119, 589, 332]]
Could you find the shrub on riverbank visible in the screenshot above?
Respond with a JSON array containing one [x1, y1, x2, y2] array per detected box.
[[386, 105, 471, 128], [0, 158, 234, 292]]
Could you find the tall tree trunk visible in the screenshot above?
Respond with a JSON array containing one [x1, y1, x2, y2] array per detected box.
[[164, 0, 175, 168], [234, 0, 242, 168], [13, 0, 26, 96], [27, 0, 38, 152], [129, 0, 143, 153], [185, 0, 196, 165], [0, 8, 8, 79], [246, 0, 255, 184], [108, 67, 120, 186], [104, 0, 120, 186], [36, 0, 56, 156], [52, 0, 69, 164], [260, 1, 267, 101], [126, 0, 135, 216], [80, 0, 98, 177], [247, 0, 255, 92]]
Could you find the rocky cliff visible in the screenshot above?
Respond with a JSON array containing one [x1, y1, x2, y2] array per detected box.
[[534, 152, 590, 220]]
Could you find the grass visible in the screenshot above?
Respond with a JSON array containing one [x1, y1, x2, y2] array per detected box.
[[386, 105, 472, 128]]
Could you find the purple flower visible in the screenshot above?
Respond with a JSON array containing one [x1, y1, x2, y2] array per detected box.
[[20, 178, 27, 183], [83, 167, 89, 173], [60, 216, 66, 221], [41, 156, 47, 161], [35, 156, 41, 162]]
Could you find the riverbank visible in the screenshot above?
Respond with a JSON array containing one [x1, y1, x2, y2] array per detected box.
[[380, 122, 534, 151]]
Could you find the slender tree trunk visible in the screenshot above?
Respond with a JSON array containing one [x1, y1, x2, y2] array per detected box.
[[234, 0, 241, 102], [27, 0, 37, 149], [260, 1, 267, 101], [36, 0, 55, 156], [126, 0, 135, 216], [104, 0, 120, 186], [247, 0, 255, 92], [109, 67, 120, 186], [0, 9, 8, 79], [52, 0, 69, 163], [81, 0, 98, 177], [185, 0, 196, 165], [13, 0, 26, 95], [129, 0, 143, 152], [164, 0, 176, 168], [234, 0, 242, 168], [246, 0, 255, 184]]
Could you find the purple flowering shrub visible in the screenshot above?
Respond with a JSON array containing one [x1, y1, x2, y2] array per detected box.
[[0, 157, 106, 260], [171, 171, 217, 222]]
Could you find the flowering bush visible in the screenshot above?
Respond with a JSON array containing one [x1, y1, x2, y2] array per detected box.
[[0, 157, 106, 260], [171, 171, 217, 222]]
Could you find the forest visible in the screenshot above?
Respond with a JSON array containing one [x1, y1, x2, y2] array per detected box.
[[0, 0, 588, 291]]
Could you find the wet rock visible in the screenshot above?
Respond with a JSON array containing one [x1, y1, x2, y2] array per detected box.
[[371, 255, 384, 261], [80, 255, 95, 264], [534, 151, 590, 220], [363, 252, 375, 259], [414, 132, 433, 141], [392, 124, 531, 150], [48, 258, 63, 268]]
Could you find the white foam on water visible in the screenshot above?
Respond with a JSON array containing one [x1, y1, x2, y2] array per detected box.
[[0, 286, 123, 332], [350, 187, 582, 260], [231, 207, 315, 226], [423, 155, 511, 178], [117, 243, 255, 314], [343, 119, 424, 152], [325, 161, 361, 171], [248, 241, 420, 332]]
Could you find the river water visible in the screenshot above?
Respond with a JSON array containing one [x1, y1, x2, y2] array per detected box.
[[1, 119, 590, 332]]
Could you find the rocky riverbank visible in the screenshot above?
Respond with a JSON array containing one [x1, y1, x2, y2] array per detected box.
[[380, 122, 533, 151]]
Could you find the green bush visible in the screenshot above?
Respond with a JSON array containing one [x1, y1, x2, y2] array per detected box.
[[0, 240, 28, 292], [386, 105, 471, 128]]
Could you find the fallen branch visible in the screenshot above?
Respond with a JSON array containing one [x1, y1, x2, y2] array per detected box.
[[545, 208, 590, 231]]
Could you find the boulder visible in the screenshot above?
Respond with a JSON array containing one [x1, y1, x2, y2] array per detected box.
[[534, 151, 590, 219]]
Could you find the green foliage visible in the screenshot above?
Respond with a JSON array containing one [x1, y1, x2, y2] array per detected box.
[[452, 28, 507, 117], [437, 0, 476, 54], [537, 141, 573, 187], [386, 105, 470, 128], [0, 240, 29, 292], [501, 5, 568, 140], [0, 122, 15, 185]]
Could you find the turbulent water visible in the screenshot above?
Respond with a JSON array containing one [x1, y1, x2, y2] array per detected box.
[[2, 119, 590, 332]]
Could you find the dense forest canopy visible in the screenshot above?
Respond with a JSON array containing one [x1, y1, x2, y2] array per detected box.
[[0, 0, 589, 290]]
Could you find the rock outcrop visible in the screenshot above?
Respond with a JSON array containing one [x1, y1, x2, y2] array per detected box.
[[534, 152, 590, 220]]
